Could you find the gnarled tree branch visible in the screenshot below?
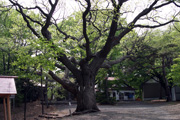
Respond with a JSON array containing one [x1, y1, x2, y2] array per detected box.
[[101, 55, 131, 68], [134, 20, 177, 28], [58, 54, 81, 79], [49, 70, 77, 95], [9, 0, 41, 38], [83, 0, 91, 61]]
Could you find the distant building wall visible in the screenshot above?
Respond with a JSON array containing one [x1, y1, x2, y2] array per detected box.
[[143, 83, 166, 100], [172, 86, 180, 101], [109, 90, 135, 101]]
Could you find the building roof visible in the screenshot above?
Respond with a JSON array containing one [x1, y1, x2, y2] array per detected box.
[[0, 76, 18, 78], [107, 77, 119, 81], [109, 87, 136, 91], [0, 76, 17, 95]]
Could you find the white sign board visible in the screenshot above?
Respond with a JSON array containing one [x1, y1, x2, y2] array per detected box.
[[0, 78, 17, 94]]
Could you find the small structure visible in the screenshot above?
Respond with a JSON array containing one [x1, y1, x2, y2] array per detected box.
[[106, 77, 135, 101], [142, 79, 166, 100], [142, 79, 180, 101], [0, 76, 17, 120], [109, 87, 135, 101], [142, 78, 180, 101]]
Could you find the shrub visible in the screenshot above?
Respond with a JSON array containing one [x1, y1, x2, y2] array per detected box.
[[96, 92, 116, 105]]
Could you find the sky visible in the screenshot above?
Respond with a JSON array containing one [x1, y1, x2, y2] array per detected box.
[[6, 0, 79, 17], [6, 0, 180, 32]]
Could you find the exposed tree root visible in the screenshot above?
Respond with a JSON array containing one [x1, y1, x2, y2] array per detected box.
[[38, 113, 59, 119], [72, 109, 100, 115]]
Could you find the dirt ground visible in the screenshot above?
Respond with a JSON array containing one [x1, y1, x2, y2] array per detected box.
[[0, 101, 57, 120], [59, 101, 180, 120], [0, 100, 180, 120]]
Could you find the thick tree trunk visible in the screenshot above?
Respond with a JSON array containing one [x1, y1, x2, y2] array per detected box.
[[49, 69, 100, 113], [164, 84, 172, 102], [74, 64, 100, 114], [75, 85, 99, 113]]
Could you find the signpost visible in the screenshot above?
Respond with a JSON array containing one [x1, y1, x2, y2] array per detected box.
[[0, 76, 17, 120]]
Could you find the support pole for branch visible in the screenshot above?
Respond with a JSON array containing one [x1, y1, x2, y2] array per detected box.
[[45, 77, 49, 108], [24, 85, 27, 120], [41, 67, 44, 114]]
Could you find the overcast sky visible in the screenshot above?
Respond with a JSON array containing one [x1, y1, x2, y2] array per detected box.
[[6, 0, 179, 32]]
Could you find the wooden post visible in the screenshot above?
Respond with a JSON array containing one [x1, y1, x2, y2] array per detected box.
[[7, 95, 11, 120], [0, 76, 18, 120], [3, 98, 7, 120]]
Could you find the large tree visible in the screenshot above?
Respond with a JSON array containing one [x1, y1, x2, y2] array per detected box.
[[6, 0, 179, 113]]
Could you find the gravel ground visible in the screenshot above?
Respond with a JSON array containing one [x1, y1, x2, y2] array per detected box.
[[57, 101, 180, 120], [0, 101, 180, 120]]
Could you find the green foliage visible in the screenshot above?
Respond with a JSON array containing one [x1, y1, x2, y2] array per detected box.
[[96, 92, 116, 105], [47, 83, 65, 100], [102, 25, 180, 98], [96, 69, 117, 104], [0, 4, 47, 104], [169, 56, 180, 86], [96, 68, 108, 84], [14, 78, 25, 105]]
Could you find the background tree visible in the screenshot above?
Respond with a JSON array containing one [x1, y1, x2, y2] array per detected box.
[[167, 22, 180, 87], [110, 28, 180, 101], [0, 3, 47, 104]]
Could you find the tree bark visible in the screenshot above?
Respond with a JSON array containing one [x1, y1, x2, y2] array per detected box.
[[75, 83, 99, 113], [49, 68, 100, 113], [74, 63, 100, 113]]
